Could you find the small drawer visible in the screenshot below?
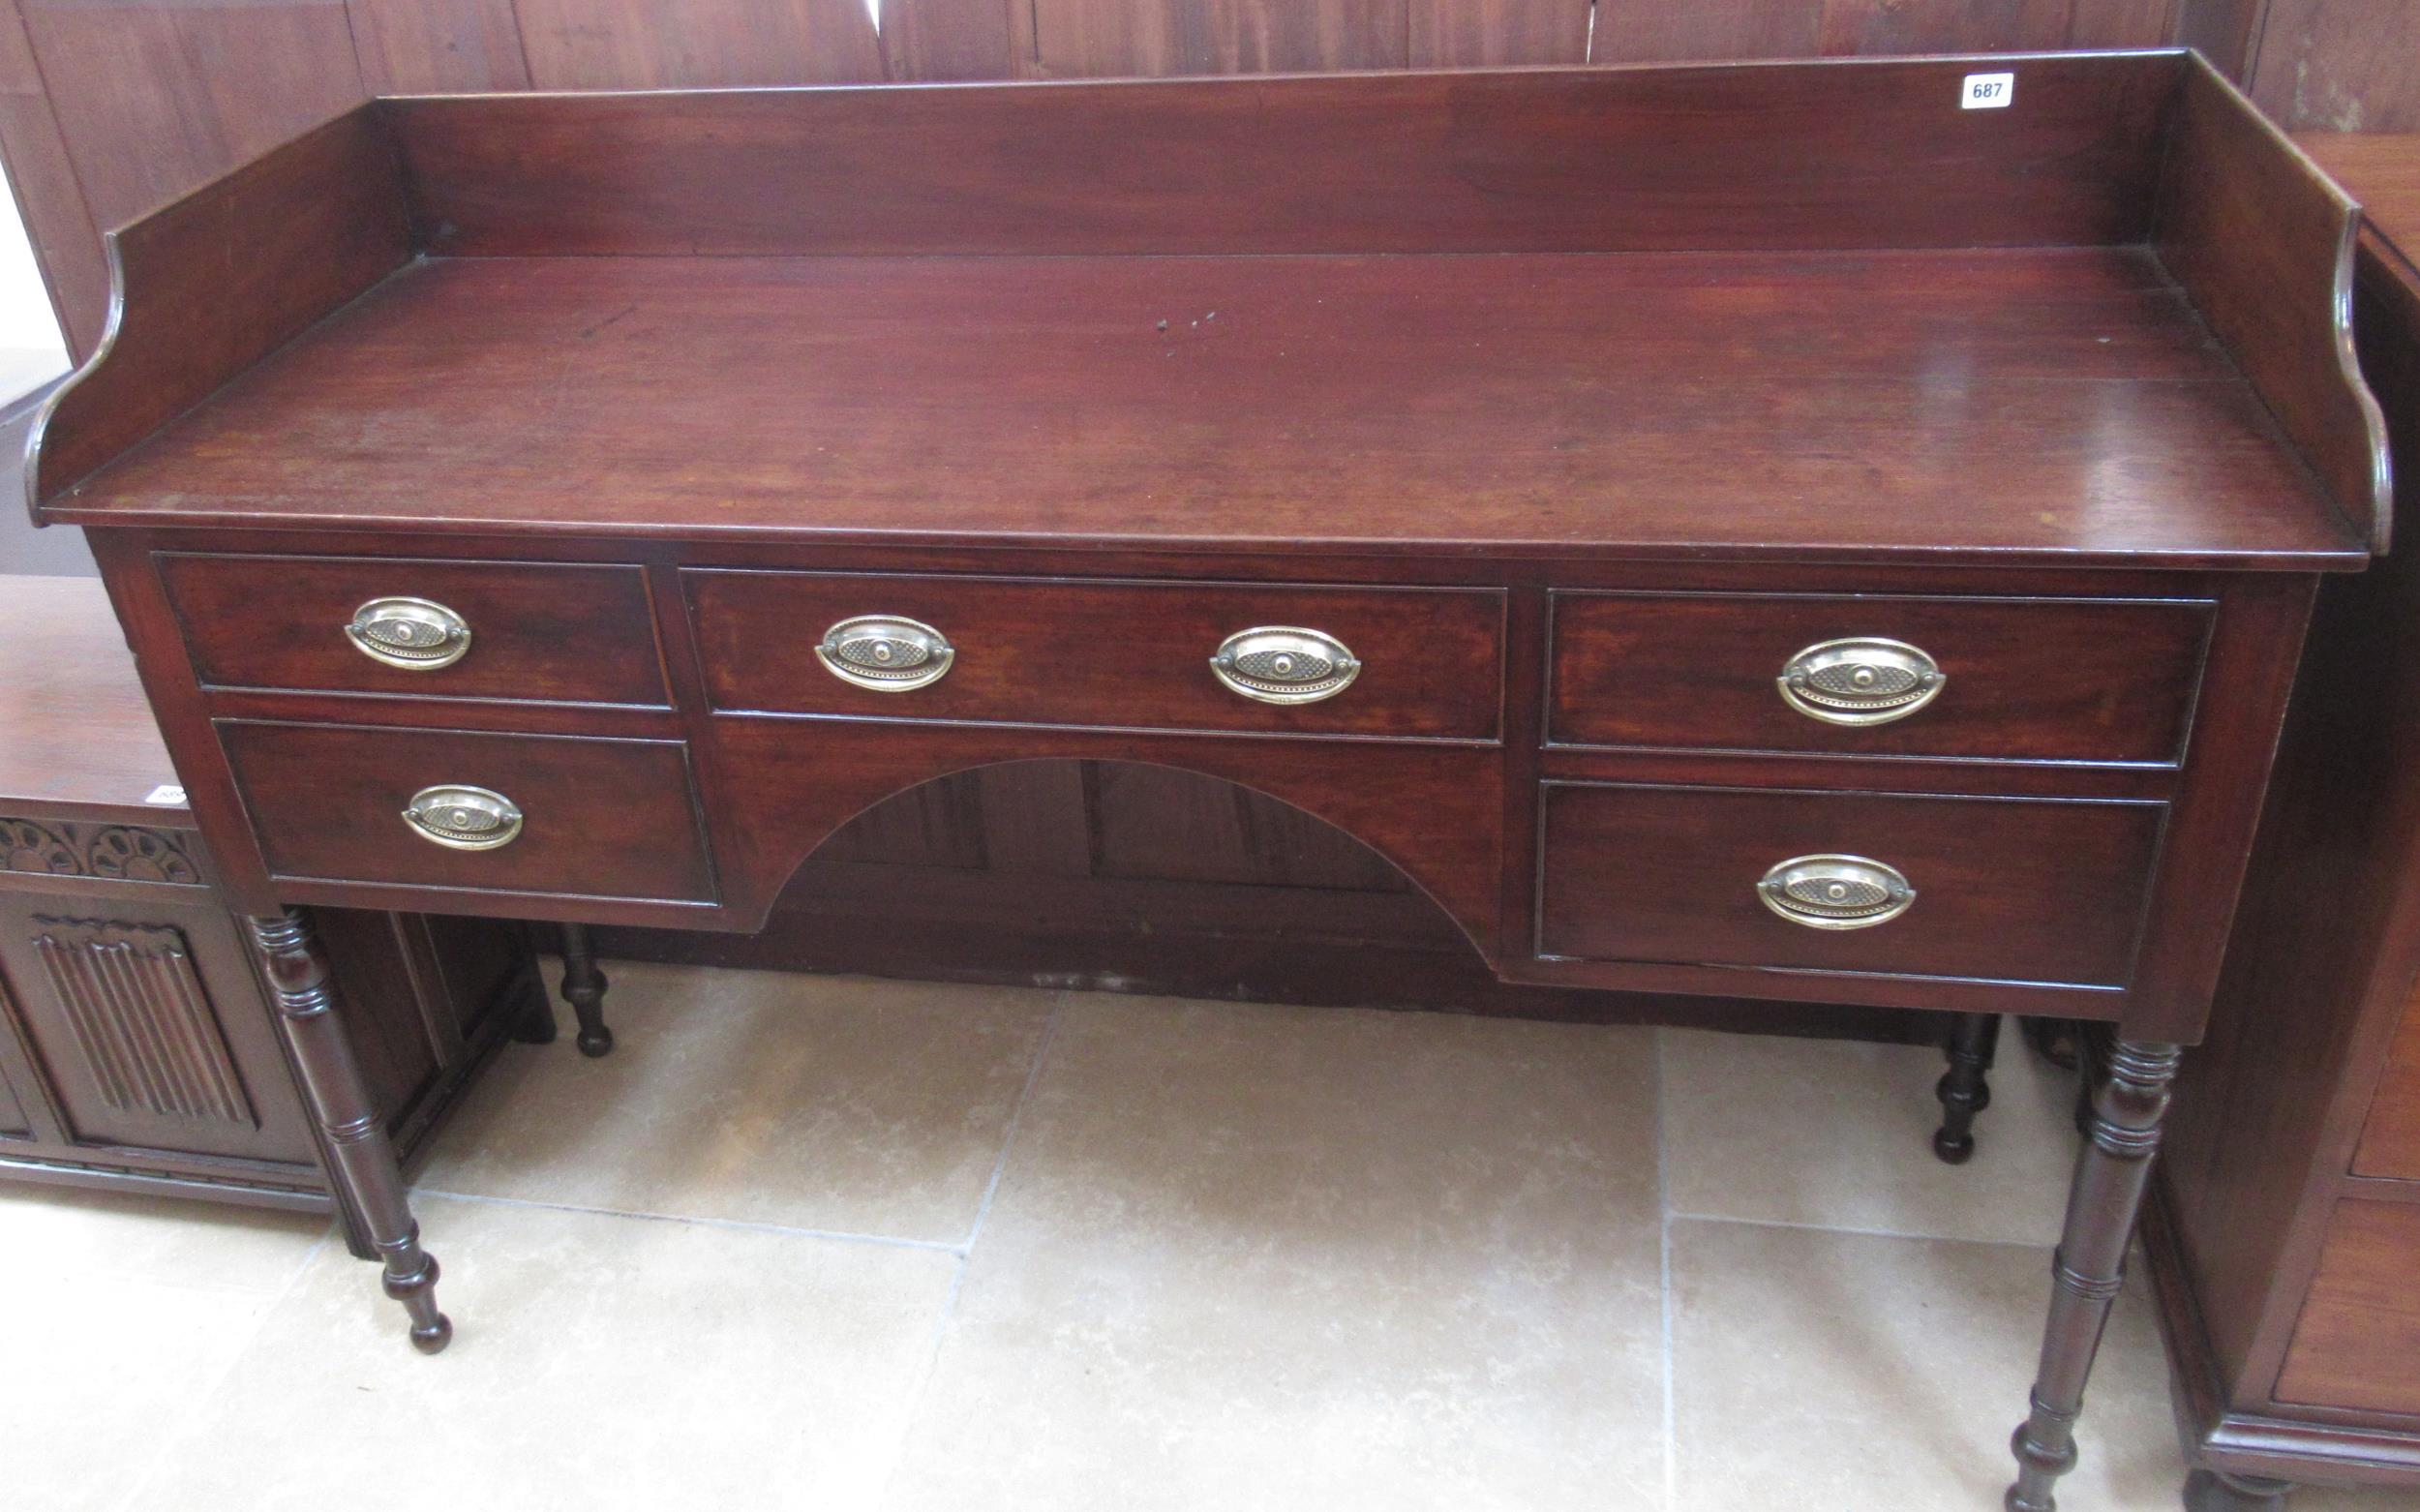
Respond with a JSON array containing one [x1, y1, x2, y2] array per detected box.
[[158, 553, 669, 706], [1548, 592, 2212, 763], [1536, 781, 2165, 987], [2353, 990, 2420, 1181], [685, 571, 1504, 741], [220, 721, 715, 903]]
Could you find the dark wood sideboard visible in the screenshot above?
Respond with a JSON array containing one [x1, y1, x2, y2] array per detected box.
[[0, 575, 546, 1249], [2146, 133, 2420, 1512], [17, 54, 2394, 1509]]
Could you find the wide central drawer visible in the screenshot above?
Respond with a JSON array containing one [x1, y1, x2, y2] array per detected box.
[[1536, 781, 2166, 988], [684, 571, 1505, 741], [220, 720, 716, 904], [1550, 591, 2213, 764]]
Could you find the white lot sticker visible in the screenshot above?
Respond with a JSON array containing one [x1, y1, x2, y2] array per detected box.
[[143, 783, 186, 805], [1963, 73, 2015, 109]]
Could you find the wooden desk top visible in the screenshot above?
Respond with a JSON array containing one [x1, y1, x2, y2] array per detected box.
[[24, 53, 2391, 572], [52, 245, 2356, 568], [0, 575, 183, 822]]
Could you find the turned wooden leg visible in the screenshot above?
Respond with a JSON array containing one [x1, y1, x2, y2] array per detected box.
[[2183, 1470, 2293, 1511], [1934, 1012, 2003, 1164], [251, 909, 452, 1354], [560, 922, 612, 1058], [2006, 1040, 2182, 1511]]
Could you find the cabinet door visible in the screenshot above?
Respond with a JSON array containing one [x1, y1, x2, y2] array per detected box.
[[2353, 986, 2420, 1181], [2274, 1200, 2420, 1416], [0, 893, 318, 1164], [0, 1051, 31, 1137]]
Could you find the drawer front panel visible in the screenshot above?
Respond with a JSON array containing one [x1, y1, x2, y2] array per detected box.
[[221, 722, 715, 903], [2353, 987, 2420, 1181], [2275, 1200, 2420, 1415], [686, 571, 1504, 741], [1536, 782, 2165, 987], [1549, 593, 2212, 763], [159, 554, 669, 706]]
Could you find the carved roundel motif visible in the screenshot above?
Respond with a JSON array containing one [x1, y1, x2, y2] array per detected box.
[[85, 827, 201, 885], [0, 818, 77, 876]]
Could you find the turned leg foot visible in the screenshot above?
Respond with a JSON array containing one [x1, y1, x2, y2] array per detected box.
[[2006, 1040, 2182, 1511], [252, 909, 453, 1353], [560, 922, 612, 1058], [1934, 1012, 2003, 1164], [2183, 1470, 2293, 1511]]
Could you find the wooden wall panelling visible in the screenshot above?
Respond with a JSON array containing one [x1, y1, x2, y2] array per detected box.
[[347, 0, 530, 93], [1089, 764, 1412, 892], [1022, 0, 1406, 78], [2066, 0, 2180, 49], [2246, 0, 2420, 133], [881, 0, 1019, 80], [1588, 0, 2175, 66], [1817, 0, 2083, 54], [2172, 0, 2265, 78], [512, 0, 885, 88], [1407, 0, 1588, 67], [15, 0, 366, 232], [0, 0, 101, 355], [972, 762, 1093, 876], [1588, 2, 1822, 64], [807, 760, 1407, 903], [813, 769, 990, 868]]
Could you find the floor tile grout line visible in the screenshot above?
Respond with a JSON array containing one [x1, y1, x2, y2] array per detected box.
[[862, 1243, 977, 1512], [108, 1222, 339, 1512], [953, 993, 1065, 1255], [406, 1185, 971, 1256], [1654, 1027, 1678, 1512], [868, 994, 1067, 1510], [1665, 1208, 2053, 1250]]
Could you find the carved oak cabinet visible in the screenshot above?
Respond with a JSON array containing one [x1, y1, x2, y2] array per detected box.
[[2142, 134, 2420, 1512], [0, 576, 545, 1243], [20, 53, 2394, 1509]]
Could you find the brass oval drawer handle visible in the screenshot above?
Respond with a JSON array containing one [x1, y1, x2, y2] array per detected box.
[[816, 615, 954, 692], [347, 596, 472, 671], [1758, 854, 1917, 930], [402, 785, 523, 851], [1778, 638, 1944, 726], [1210, 626, 1361, 705]]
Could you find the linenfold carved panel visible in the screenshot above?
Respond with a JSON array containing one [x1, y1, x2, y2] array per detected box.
[[0, 968, 29, 1137], [31, 917, 257, 1128]]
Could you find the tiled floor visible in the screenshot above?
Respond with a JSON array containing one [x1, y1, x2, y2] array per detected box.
[[8, 963, 2419, 1512]]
